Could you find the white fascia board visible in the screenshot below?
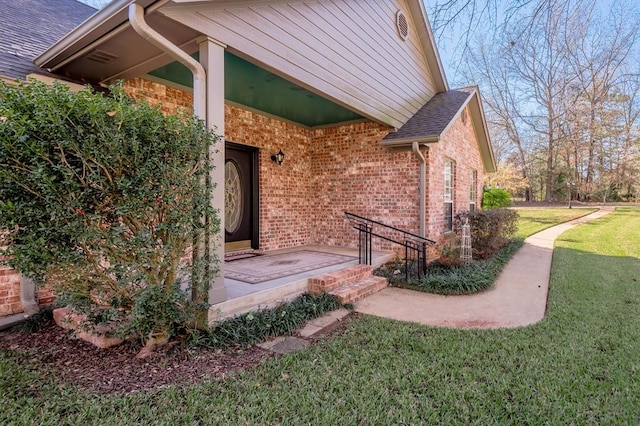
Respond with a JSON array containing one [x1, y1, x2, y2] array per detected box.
[[380, 136, 440, 149], [405, 0, 448, 93], [35, 0, 165, 69]]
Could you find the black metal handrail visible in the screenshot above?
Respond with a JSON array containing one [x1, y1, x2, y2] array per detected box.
[[344, 212, 436, 281]]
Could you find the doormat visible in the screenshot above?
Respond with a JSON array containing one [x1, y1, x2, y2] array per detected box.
[[225, 250, 356, 284], [225, 252, 262, 262]]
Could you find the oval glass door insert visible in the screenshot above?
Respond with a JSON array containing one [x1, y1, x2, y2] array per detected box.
[[225, 160, 243, 234]]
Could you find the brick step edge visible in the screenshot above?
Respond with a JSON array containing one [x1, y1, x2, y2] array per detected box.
[[308, 264, 373, 293], [329, 276, 388, 304]]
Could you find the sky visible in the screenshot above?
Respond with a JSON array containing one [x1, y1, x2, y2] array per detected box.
[[78, 0, 108, 7]]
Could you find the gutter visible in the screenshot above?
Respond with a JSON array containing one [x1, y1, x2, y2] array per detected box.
[[128, 3, 206, 117], [128, 2, 210, 301], [412, 141, 426, 238], [34, 0, 162, 70], [380, 135, 439, 149]]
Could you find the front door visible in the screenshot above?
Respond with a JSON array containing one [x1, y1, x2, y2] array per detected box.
[[225, 142, 259, 250]]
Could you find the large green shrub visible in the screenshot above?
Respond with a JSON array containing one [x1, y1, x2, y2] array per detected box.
[[454, 208, 519, 259], [482, 187, 512, 209], [0, 80, 220, 345]]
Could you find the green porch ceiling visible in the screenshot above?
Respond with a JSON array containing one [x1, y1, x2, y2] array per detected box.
[[148, 52, 363, 127]]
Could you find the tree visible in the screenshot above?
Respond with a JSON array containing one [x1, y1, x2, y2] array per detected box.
[[0, 80, 220, 346], [483, 161, 529, 196], [459, 0, 640, 202]]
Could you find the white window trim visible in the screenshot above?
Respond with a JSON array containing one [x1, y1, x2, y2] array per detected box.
[[444, 160, 454, 232], [470, 170, 477, 212]]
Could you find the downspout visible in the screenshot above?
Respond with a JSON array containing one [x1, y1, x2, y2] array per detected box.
[[128, 3, 208, 302], [412, 141, 426, 238], [128, 3, 206, 118]]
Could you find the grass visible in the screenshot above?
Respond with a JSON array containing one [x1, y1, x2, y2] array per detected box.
[[514, 206, 597, 238], [2, 208, 639, 424]]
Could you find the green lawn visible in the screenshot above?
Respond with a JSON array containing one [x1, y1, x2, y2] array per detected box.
[[514, 206, 597, 238], [2, 208, 639, 424]]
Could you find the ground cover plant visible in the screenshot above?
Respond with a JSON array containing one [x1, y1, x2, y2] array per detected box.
[[376, 238, 524, 295], [0, 207, 638, 423], [375, 208, 520, 294], [191, 292, 342, 348], [375, 206, 598, 295]]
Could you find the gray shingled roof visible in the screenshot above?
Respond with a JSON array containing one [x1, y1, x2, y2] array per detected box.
[[383, 88, 474, 142], [0, 0, 96, 80]]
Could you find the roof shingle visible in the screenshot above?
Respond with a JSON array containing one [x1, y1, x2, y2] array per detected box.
[[383, 88, 475, 142], [0, 0, 96, 80]]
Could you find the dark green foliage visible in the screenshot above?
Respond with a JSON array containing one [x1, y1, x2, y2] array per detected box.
[[455, 208, 519, 259], [482, 187, 512, 209], [375, 239, 524, 295], [13, 307, 55, 332], [0, 80, 220, 343], [187, 292, 342, 348]]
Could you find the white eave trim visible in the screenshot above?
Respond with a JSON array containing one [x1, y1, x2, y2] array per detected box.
[[35, 0, 166, 69], [406, 0, 448, 93], [380, 135, 440, 149]]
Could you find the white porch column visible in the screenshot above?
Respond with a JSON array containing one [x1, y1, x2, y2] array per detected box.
[[198, 36, 227, 305]]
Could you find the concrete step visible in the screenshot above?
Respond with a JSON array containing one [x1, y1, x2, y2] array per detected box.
[[308, 265, 388, 304]]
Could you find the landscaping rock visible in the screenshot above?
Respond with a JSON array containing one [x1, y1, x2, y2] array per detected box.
[[53, 306, 124, 349]]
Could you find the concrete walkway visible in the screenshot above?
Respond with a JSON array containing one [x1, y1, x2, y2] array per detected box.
[[355, 207, 615, 329]]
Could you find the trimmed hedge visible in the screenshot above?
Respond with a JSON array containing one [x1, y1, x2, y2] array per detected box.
[[454, 208, 519, 259]]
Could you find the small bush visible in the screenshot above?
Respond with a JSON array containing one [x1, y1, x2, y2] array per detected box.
[[14, 308, 55, 332], [482, 187, 512, 209], [455, 209, 519, 259], [434, 239, 463, 267], [187, 292, 342, 348]]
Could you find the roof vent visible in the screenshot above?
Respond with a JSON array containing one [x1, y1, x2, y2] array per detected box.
[[86, 49, 118, 64], [396, 10, 409, 41]]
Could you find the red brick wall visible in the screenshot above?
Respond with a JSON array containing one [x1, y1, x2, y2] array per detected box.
[[225, 105, 314, 250], [0, 258, 54, 318], [123, 79, 485, 250], [123, 78, 194, 113], [0, 260, 22, 317], [426, 107, 484, 242], [309, 122, 421, 250]]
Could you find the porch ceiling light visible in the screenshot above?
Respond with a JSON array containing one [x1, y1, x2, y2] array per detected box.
[[271, 149, 285, 166]]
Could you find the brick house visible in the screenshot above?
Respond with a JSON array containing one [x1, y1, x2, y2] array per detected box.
[[2, 0, 495, 320]]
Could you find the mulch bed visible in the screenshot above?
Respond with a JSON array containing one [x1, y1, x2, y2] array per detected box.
[[0, 321, 273, 395], [0, 315, 354, 396]]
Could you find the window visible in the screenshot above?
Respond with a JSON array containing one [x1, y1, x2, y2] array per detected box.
[[444, 160, 454, 232], [470, 170, 477, 213]]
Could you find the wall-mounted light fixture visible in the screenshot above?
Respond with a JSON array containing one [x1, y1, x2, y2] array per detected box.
[[271, 149, 285, 166]]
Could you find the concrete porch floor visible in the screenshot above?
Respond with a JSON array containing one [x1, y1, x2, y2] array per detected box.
[[209, 245, 393, 324]]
